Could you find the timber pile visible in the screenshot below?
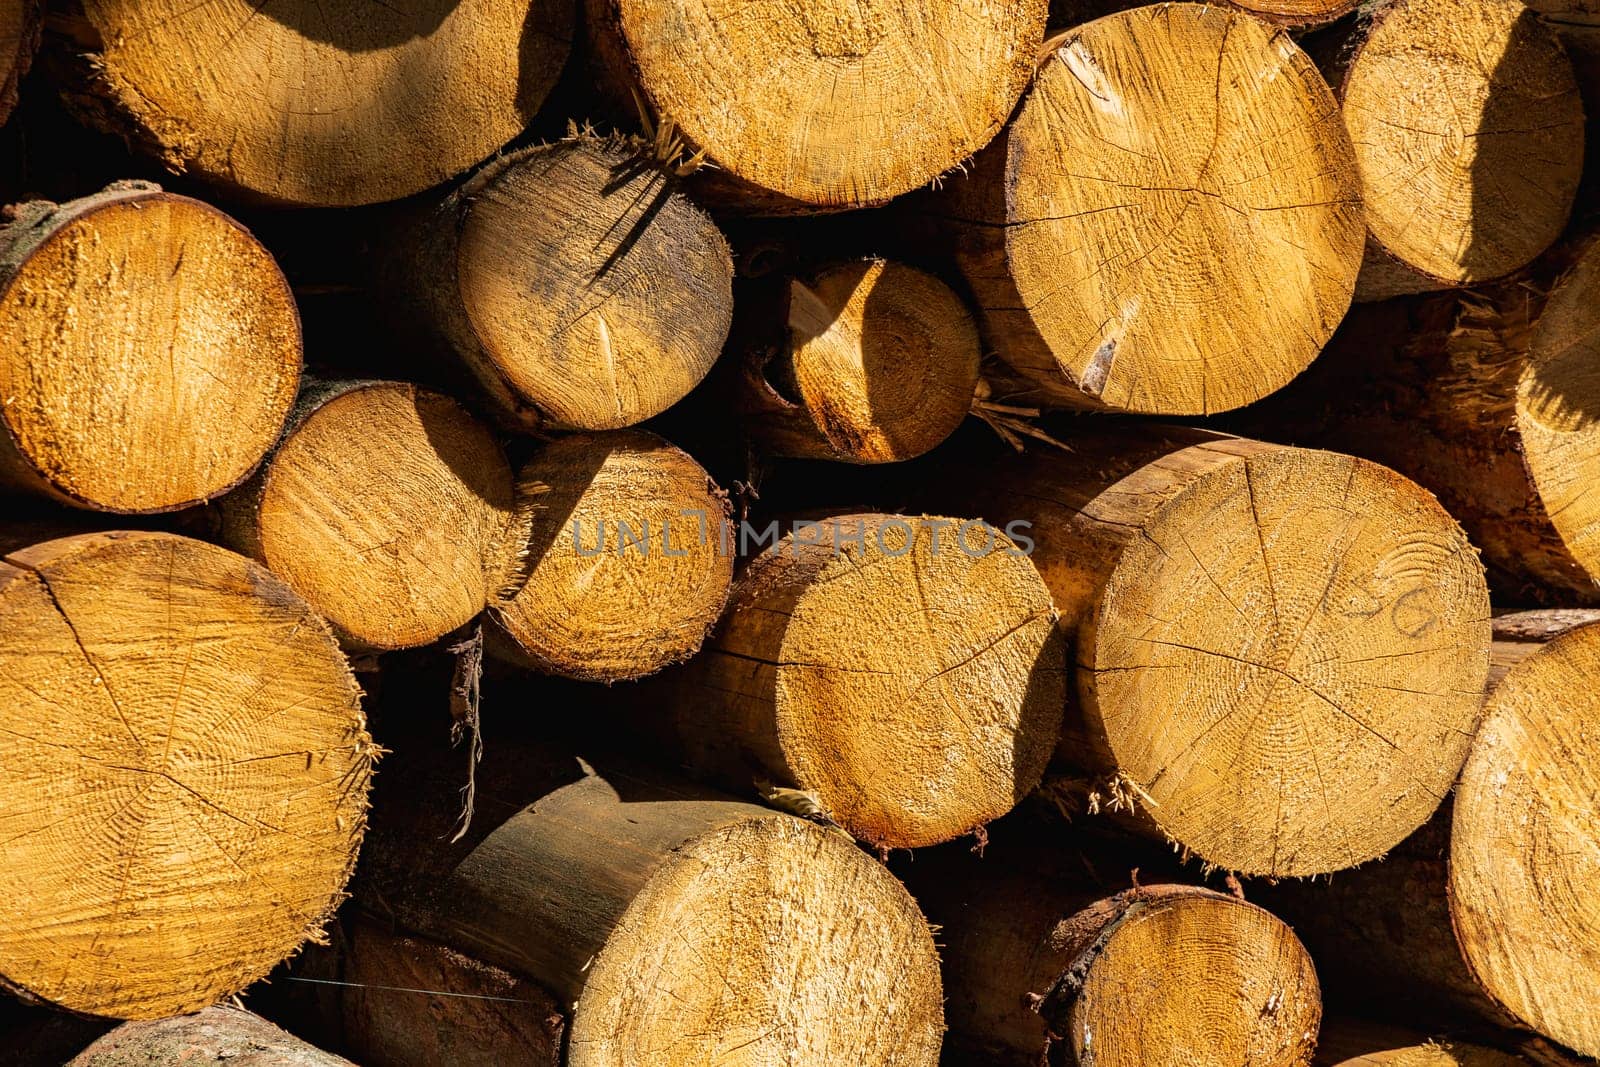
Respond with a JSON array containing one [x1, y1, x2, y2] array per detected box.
[[0, 0, 1596, 1064]]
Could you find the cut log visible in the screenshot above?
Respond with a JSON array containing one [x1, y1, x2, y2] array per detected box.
[[0, 531, 373, 1019], [1263, 614, 1600, 1056], [931, 4, 1363, 415], [1242, 238, 1600, 604], [740, 259, 981, 464], [586, 0, 1046, 213], [360, 738, 945, 1066], [1314, 1020, 1532, 1066], [1324, 0, 1584, 301], [221, 380, 523, 651], [0, 0, 38, 126], [668, 513, 1065, 850], [924, 427, 1490, 877], [51, 0, 572, 207], [66, 1006, 352, 1067], [492, 430, 733, 682], [292, 918, 564, 1067], [1050, 0, 1356, 30], [392, 136, 733, 431], [904, 837, 1320, 1066], [0, 183, 299, 513], [1451, 616, 1600, 1055]]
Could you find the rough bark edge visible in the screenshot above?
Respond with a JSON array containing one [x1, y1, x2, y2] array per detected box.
[[66, 1005, 354, 1066], [0, 182, 303, 513], [0, 531, 377, 1021]]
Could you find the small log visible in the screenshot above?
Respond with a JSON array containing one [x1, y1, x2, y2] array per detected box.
[[391, 136, 733, 431], [923, 426, 1490, 877], [359, 735, 945, 1066], [0, 183, 299, 513], [668, 512, 1066, 850], [50, 0, 574, 207], [585, 0, 1046, 213], [904, 836, 1321, 1066], [0, 0, 38, 126], [740, 259, 981, 464], [66, 1006, 351, 1066], [1050, 0, 1356, 30], [0, 532, 373, 1019], [221, 380, 523, 651], [1241, 238, 1600, 603], [1263, 613, 1600, 1057], [1314, 1019, 1535, 1066], [931, 4, 1363, 414], [492, 430, 733, 682], [1321, 0, 1584, 300]]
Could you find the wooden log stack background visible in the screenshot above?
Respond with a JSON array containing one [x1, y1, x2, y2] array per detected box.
[[0, 0, 1597, 1063]]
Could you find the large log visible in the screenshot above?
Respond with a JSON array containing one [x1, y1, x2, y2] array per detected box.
[[0, 0, 37, 126], [66, 1006, 352, 1066], [1263, 612, 1600, 1057], [0, 183, 299, 513], [904, 835, 1321, 1066], [391, 136, 733, 432], [665, 512, 1065, 850], [1243, 237, 1600, 604], [739, 259, 981, 464], [359, 735, 945, 1066], [0, 532, 373, 1019], [221, 380, 524, 651], [923, 426, 1491, 877], [929, 4, 1363, 415], [492, 430, 733, 681], [50, 1, 573, 207], [586, 0, 1046, 213], [1322, 0, 1584, 301]]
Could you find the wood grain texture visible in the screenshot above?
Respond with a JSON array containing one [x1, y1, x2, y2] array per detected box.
[[1330, 0, 1584, 300], [360, 739, 944, 1066], [669, 513, 1065, 850], [493, 430, 733, 681], [0, 184, 299, 513], [393, 136, 732, 431], [907, 839, 1320, 1066], [0, 0, 38, 127], [56, 0, 573, 206], [934, 4, 1362, 415], [587, 0, 1047, 213], [66, 1006, 353, 1066], [741, 259, 980, 463], [0, 532, 372, 1019], [925, 427, 1490, 877], [223, 380, 522, 651], [1452, 620, 1600, 1056]]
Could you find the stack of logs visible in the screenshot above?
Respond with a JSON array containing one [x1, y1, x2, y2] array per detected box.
[[0, 0, 1597, 1064]]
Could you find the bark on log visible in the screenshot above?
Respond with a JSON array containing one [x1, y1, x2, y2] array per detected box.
[[390, 136, 733, 432], [1241, 238, 1600, 604], [66, 1006, 352, 1067], [1263, 613, 1600, 1057], [290, 918, 564, 1067], [904, 837, 1321, 1066], [921, 426, 1491, 877], [585, 0, 1046, 213], [1319, 0, 1584, 301], [667, 512, 1066, 850], [928, 4, 1363, 415], [359, 736, 945, 1066], [0, 0, 38, 127], [0, 531, 374, 1019], [739, 259, 981, 464], [0, 183, 299, 513], [491, 430, 733, 682], [49, 1, 573, 207], [221, 380, 524, 651]]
